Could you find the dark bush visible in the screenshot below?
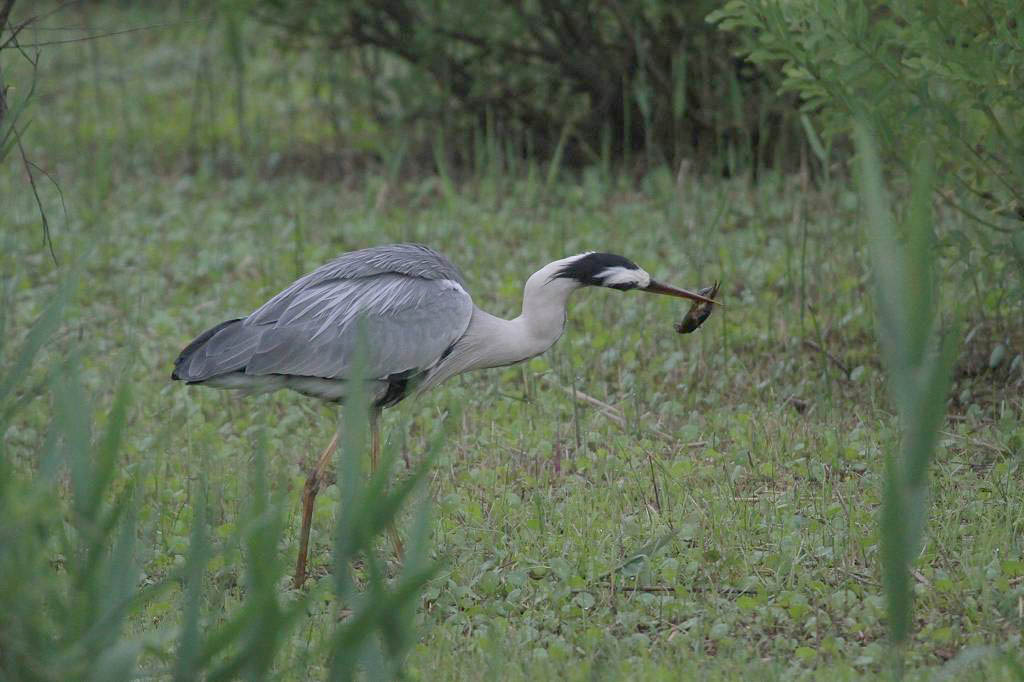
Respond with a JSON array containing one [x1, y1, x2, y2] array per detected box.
[[254, 0, 803, 175]]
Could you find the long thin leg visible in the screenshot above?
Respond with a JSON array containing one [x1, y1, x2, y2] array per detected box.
[[369, 408, 380, 473], [293, 430, 339, 589], [370, 409, 404, 558]]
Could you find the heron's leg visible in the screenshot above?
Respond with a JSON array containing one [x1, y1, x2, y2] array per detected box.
[[294, 429, 339, 589], [369, 408, 380, 473], [369, 409, 404, 559]]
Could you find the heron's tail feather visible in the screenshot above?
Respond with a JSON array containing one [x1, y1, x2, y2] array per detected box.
[[171, 318, 250, 382]]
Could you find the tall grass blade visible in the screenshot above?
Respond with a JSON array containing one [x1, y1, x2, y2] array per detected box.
[[433, 130, 457, 205], [323, 320, 439, 680], [544, 117, 574, 192], [174, 483, 209, 682], [204, 434, 303, 682], [854, 119, 959, 677], [0, 277, 71, 408]]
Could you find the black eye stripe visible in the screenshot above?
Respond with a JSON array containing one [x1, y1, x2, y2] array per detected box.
[[553, 252, 639, 286]]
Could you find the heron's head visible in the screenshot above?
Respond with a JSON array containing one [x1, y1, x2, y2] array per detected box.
[[551, 252, 717, 304]]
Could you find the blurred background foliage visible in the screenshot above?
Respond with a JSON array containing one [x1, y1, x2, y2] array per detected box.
[[8, 0, 1013, 267], [711, 0, 1024, 276], [251, 0, 803, 176]]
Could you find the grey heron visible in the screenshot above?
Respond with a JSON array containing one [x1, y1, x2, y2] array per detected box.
[[171, 243, 718, 587]]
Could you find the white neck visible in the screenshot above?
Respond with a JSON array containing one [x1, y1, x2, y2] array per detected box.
[[495, 258, 584, 364], [420, 256, 584, 390]]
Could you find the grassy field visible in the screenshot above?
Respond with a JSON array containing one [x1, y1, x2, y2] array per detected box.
[[3, 5, 1024, 680]]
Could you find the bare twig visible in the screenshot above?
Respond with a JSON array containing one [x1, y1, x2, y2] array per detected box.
[[1, 0, 81, 51], [11, 20, 189, 48], [0, 0, 15, 125], [539, 374, 626, 427], [572, 584, 758, 596], [15, 126, 57, 265], [0, 48, 36, 153], [647, 451, 661, 512], [27, 158, 67, 222], [568, 386, 627, 428], [570, 585, 677, 594], [802, 339, 851, 378], [0, 14, 35, 51], [836, 567, 880, 587], [0, 0, 16, 35], [940, 430, 1009, 455], [537, 375, 700, 442]]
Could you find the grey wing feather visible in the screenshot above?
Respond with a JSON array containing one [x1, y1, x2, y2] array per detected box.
[[246, 243, 466, 327], [243, 277, 473, 380], [178, 244, 473, 383]]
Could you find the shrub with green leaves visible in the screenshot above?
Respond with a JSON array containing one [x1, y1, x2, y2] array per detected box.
[[711, 0, 1024, 269]]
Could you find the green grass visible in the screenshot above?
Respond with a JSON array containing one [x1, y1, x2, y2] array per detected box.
[[2, 4, 1024, 680]]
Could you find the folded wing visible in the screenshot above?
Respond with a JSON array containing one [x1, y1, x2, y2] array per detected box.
[[174, 244, 474, 384]]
